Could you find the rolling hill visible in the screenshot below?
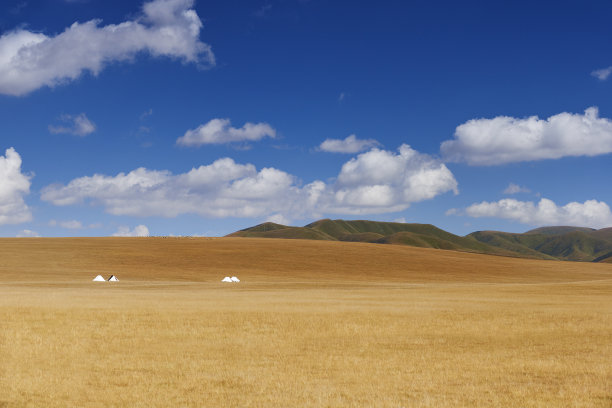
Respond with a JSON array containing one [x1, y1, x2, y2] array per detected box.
[[468, 228, 612, 262], [229, 219, 612, 262], [229, 219, 521, 258]]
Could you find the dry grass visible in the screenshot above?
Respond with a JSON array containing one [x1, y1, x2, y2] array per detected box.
[[1, 237, 611, 407]]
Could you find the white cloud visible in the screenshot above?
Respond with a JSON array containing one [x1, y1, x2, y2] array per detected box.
[[49, 219, 83, 229], [319, 134, 380, 154], [503, 183, 530, 195], [48, 113, 96, 136], [441, 107, 612, 165], [41, 145, 458, 220], [0, 148, 32, 225], [325, 145, 458, 214], [176, 118, 276, 146], [0, 0, 214, 96], [266, 213, 290, 225], [41, 157, 303, 218], [112, 225, 150, 237], [393, 217, 407, 223], [592, 66, 612, 81], [462, 198, 612, 228], [445, 208, 458, 216], [17, 229, 40, 237]]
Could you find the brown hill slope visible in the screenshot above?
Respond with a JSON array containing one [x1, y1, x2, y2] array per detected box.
[[1, 237, 611, 285]]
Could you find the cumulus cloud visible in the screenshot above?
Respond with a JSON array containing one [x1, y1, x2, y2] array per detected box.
[[324, 145, 458, 214], [0, 0, 214, 96], [48, 113, 96, 136], [41, 145, 458, 220], [441, 107, 612, 165], [462, 198, 612, 229], [17, 229, 40, 237], [112, 225, 150, 237], [266, 213, 290, 225], [177, 118, 276, 146], [0, 148, 32, 225], [503, 183, 530, 195], [592, 66, 612, 81], [318, 134, 380, 154], [41, 157, 304, 218]]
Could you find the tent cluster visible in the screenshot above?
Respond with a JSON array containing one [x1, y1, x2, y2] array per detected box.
[[222, 276, 240, 283], [93, 275, 119, 282]]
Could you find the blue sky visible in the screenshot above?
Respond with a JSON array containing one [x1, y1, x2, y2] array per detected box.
[[1, 0, 612, 237]]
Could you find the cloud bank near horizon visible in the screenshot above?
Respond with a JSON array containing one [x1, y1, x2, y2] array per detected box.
[[40, 144, 458, 221], [112, 224, 150, 237], [452, 198, 612, 229]]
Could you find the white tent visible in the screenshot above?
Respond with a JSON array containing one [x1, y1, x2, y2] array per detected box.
[[93, 275, 105, 282], [221, 277, 232, 282], [230, 276, 240, 282], [108, 275, 119, 282]]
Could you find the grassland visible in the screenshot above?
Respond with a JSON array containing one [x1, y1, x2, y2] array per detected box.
[[1, 237, 611, 407]]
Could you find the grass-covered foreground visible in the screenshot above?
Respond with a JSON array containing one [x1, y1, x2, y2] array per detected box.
[[1, 237, 611, 407]]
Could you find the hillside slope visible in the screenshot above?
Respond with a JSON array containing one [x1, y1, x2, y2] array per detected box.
[[227, 222, 334, 240], [230, 219, 529, 258], [2, 237, 612, 284], [231, 219, 612, 262], [469, 228, 612, 262]]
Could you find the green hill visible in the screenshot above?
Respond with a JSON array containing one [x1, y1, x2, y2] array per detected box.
[[469, 227, 612, 262], [467, 231, 556, 260], [592, 227, 612, 242], [227, 222, 334, 240], [525, 226, 596, 235], [594, 252, 612, 263], [230, 219, 612, 262], [534, 231, 612, 261], [339, 232, 385, 243], [230, 219, 524, 258], [378, 231, 490, 253]]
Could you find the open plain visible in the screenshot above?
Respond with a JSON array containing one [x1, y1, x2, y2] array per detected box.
[[1, 237, 611, 407]]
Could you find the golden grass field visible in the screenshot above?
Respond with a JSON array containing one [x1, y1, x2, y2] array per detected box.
[[1, 237, 611, 407]]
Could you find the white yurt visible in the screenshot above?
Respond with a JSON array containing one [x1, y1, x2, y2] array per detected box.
[[93, 275, 105, 282], [108, 275, 119, 282], [221, 277, 232, 282], [230, 276, 240, 282]]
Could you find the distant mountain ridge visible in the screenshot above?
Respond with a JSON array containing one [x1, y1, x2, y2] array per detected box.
[[467, 227, 612, 262], [228, 219, 612, 263]]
